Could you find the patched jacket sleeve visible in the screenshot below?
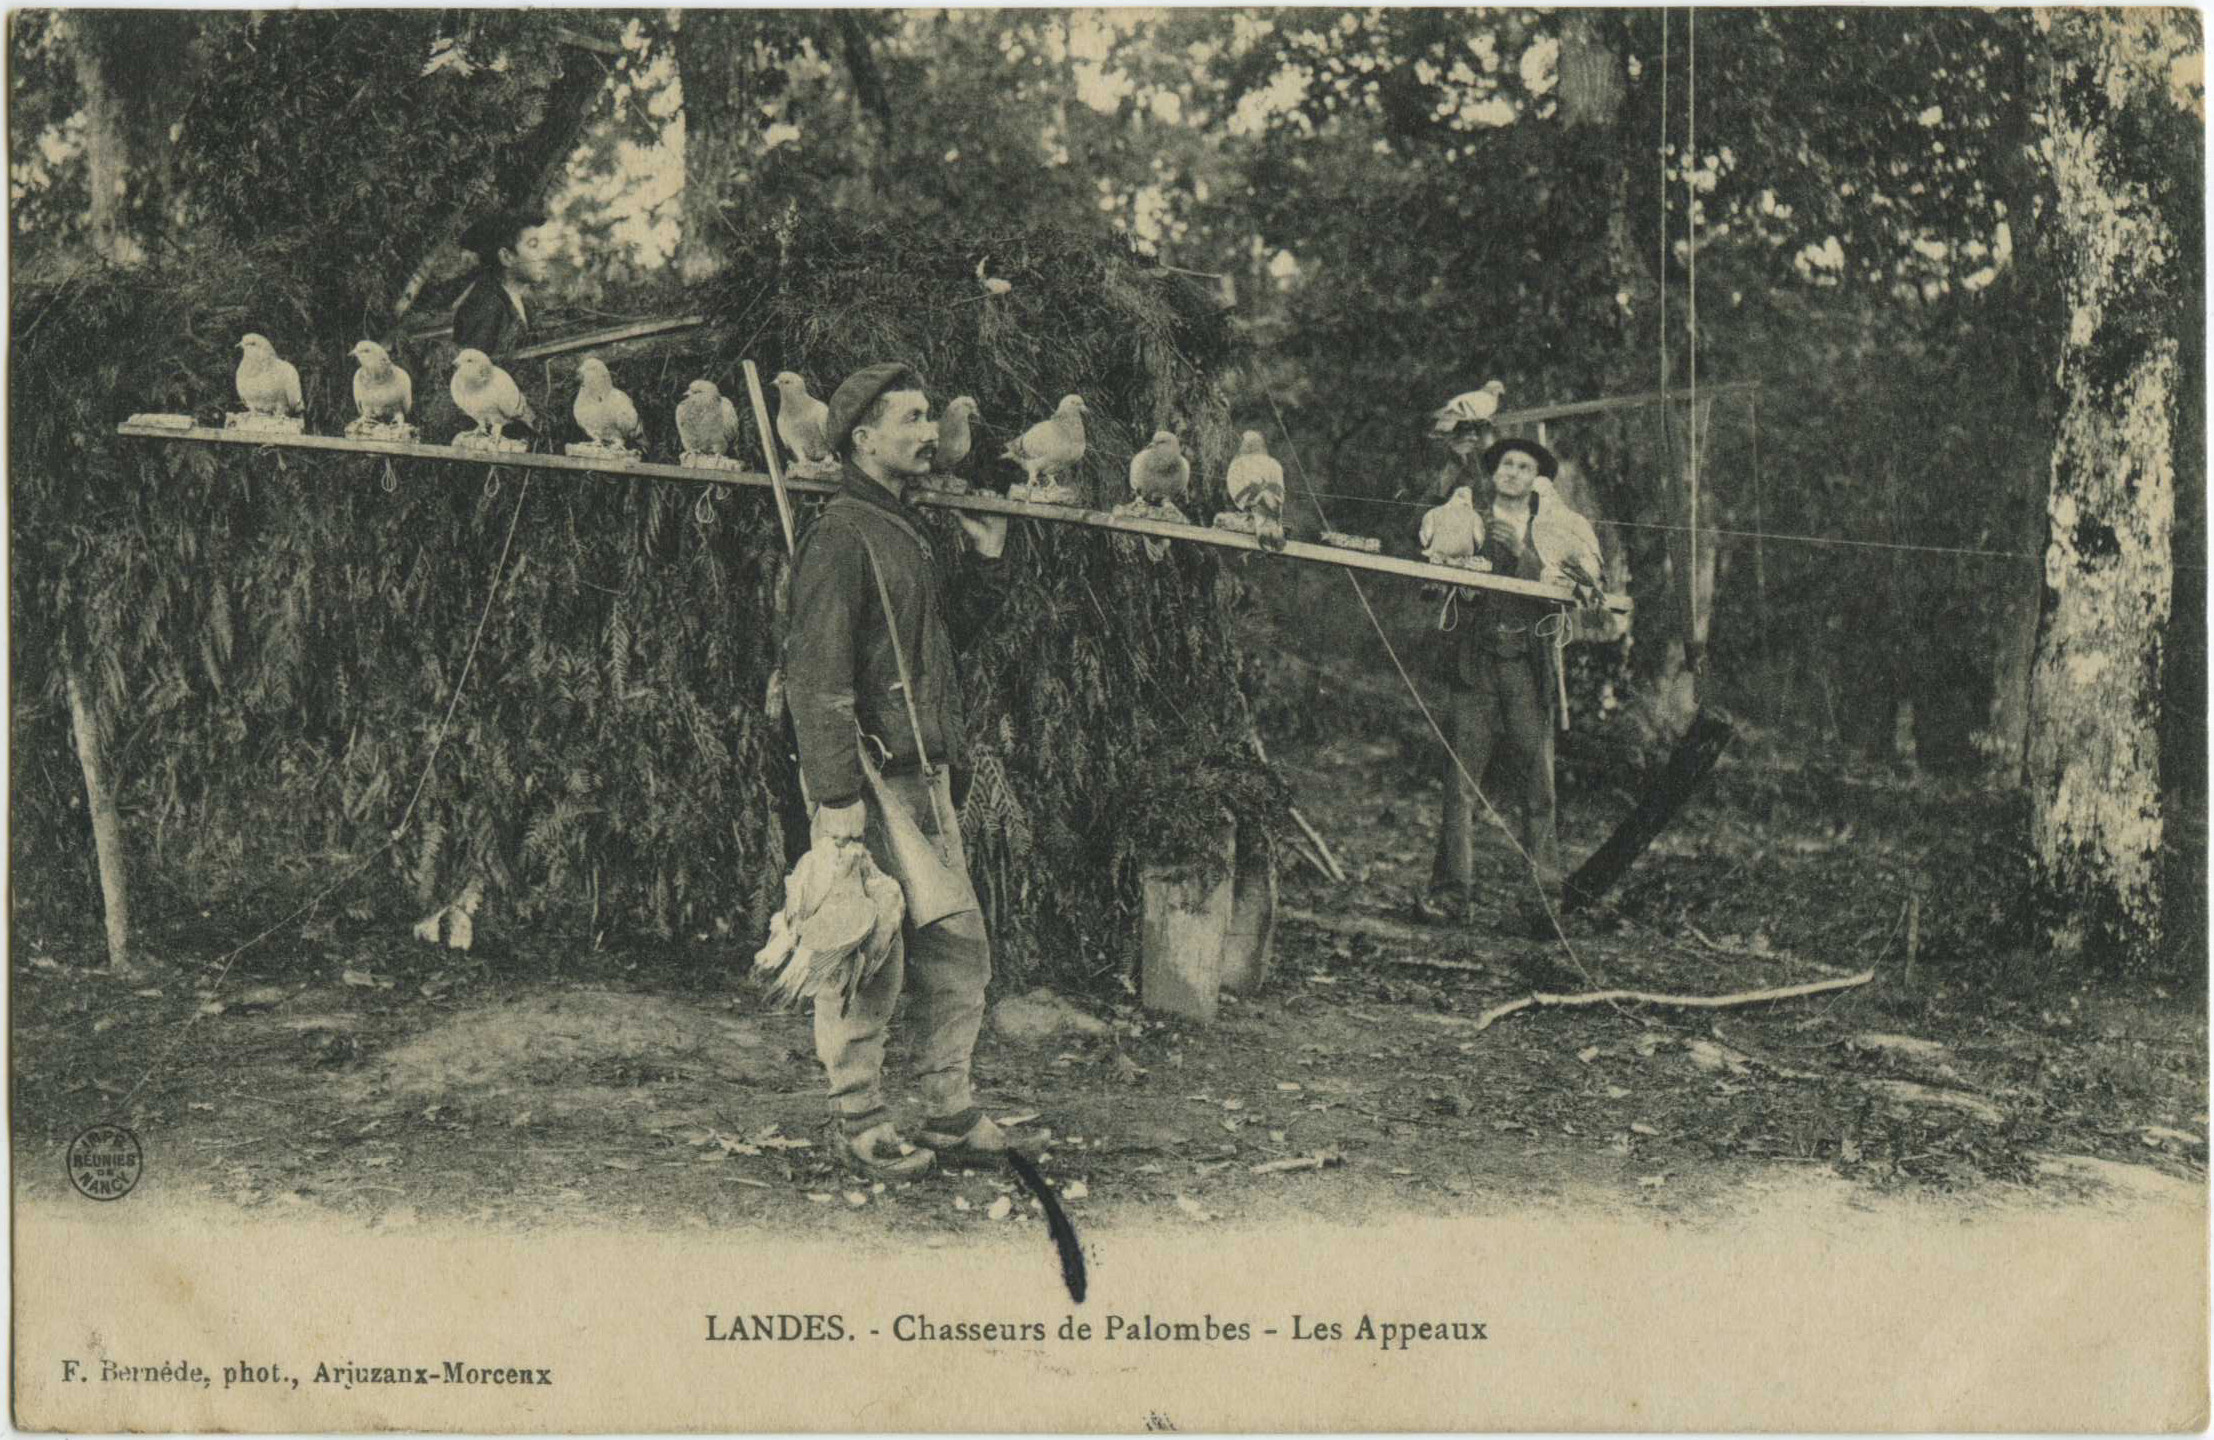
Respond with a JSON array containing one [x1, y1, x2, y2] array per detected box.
[[785, 521, 866, 808]]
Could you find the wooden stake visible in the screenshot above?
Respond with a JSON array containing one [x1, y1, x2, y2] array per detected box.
[[65, 659, 132, 972], [1471, 969, 1874, 1032], [1244, 728, 1348, 883]]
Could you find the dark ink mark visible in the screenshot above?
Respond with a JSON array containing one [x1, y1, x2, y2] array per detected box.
[[1006, 1149, 1085, 1303]]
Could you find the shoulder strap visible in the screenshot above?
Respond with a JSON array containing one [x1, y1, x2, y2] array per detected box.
[[853, 531, 936, 777]]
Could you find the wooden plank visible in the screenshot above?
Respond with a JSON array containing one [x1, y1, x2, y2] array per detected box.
[[1492, 379, 1761, 429], [509, 315, 709, 363], [111, 423, 1630, 610], [396, 314, 709, 358]]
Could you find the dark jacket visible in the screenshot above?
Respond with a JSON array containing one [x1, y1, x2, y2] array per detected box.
[[1438, 490, 1559, 695], [451, 274, 532, 361], [785, 465, 1002, 809]]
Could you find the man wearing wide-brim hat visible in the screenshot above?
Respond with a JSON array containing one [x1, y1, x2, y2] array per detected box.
[[1416, 432, 1603, 934], [783, 361, 1026, 1177]]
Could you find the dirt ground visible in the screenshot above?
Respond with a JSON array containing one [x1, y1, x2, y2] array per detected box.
[[13, 726, 2208, 1241]]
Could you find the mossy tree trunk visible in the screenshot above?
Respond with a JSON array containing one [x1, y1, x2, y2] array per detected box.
[[2022, 12, 2185, 960]]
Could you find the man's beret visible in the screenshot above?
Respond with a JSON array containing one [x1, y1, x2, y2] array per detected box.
[[825, 362, 926, 459]]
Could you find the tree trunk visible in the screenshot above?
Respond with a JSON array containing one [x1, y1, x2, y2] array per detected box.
[[1648, 395, 1718, 738], [65, 660, 133, 972], [70, 21, 134, 265], [2022, 12, 2183, 961], [675, 10, 749, 285]]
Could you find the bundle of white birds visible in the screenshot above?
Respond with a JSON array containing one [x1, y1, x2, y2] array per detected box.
[[751, 839, 906, 1011]]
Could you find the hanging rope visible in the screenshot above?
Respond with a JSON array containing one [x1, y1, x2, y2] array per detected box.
[[1686, 9, 1700, 664], [1657, 11, 1670, 405]]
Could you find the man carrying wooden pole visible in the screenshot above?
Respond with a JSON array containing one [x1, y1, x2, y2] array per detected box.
[[779, 362, 1028, 1178]]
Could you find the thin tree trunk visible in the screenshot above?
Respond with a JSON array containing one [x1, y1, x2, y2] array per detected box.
[[2023, 12, 2183, 960], [71, 22, 132, 264], [675, 10, 748, 286], [65, 660, 133, 972]]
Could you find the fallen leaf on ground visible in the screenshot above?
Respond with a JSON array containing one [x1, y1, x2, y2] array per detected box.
[[132, 988, 164, 999], [1605, 1086, 1632, 1100], [341, 968, 379, 989], [1630, 1122, 1660, 1137], [954, 1196, 972, 1212], [1577, 1046, 1601, 1064], [1063, 1181, 1089, 1200], [994, 1111, 1042, 1128], [602, 1157, 641, 1172], [806, 1193, 833, 1204], [1638, 1174, 1668, 1188], [843, 1191, 868, 1208], [987, 1196, 1013, 1220], [1173, 1194, 1215, 1221], [1276, 1082, 1303, 1092]]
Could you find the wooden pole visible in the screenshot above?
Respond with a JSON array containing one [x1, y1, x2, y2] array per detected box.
[[64, 658, 133, 972], [740, 360, 799, 555], [114, 423, 1632, 613]]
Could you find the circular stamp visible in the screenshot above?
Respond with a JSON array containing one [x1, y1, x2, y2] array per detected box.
[[67, 1124, 143, 1202]]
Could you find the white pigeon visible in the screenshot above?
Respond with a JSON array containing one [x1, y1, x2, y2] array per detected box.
[[235, 334, 303, 417], [572, 357, 642, 450], [450, 348, 535, 441], [1225, 429, 1284, 525], [772, 371, 830, 467], [1129, 431, 1190, 506], [1003, 394, 1087, 488], [1419, 485, 1483, 564], [675, 379, 741, 458], [1528, 480, 1606, 591], [349, 341, 412, 423], [1429, 379, 1507, 435], [1127, 430, 1191, 562], [937, 395, 979, 470]]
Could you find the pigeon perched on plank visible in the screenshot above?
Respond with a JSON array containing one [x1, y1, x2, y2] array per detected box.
[[772, 371, 831, 469], [1128, 430, 1190, 507], [937, 395, 979, 470], [1430, 379, 1506, 435], [450, 348, 535, 442], [1125, 430, 1191, 562], [1004, 394, 1087, 492], [1419, 486, 1484, 565], [1225, 430, 1284, 525], [235, 334, 303, 417], [572, 357, 643, 451], [676, 379, 741, 459], [349, 341, 412, 423]]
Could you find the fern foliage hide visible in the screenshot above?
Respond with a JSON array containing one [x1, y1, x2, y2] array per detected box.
[[13, 218, 1282, 990]]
